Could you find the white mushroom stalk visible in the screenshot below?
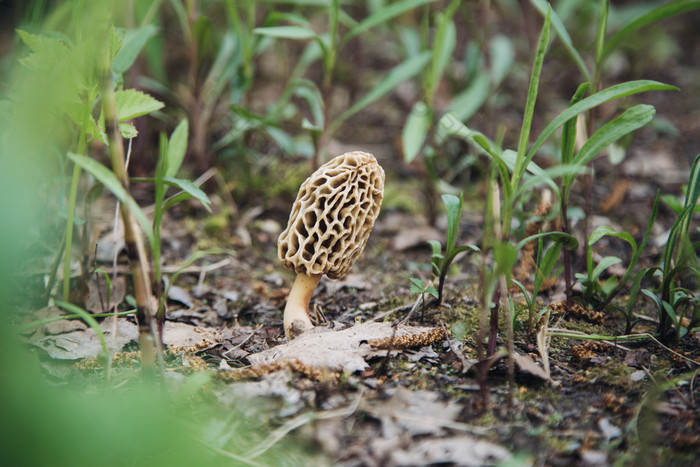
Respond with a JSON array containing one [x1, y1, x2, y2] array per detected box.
[[278, 151, 385, 339]]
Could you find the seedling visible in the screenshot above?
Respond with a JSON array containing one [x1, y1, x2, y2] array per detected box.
[[642, 153, 700, 342], [428, 193, 479, 307]]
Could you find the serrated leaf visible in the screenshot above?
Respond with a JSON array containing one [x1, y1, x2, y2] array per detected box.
[[165, 119, 189, 178], [114, 89, 164, 121], [119, 123, 138, 139], [426, 285, 439, 299]]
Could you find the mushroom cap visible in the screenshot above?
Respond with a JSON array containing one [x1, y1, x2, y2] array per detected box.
[[278, 151, 385, 280]]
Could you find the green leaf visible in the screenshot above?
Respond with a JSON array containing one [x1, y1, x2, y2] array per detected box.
[[442, 193, 462, 254], [489, 34, 514, 88], [162, 177, 212, 213], [528, 0, 590, 80], [591, 256, 621, 281], [601, 0, 700, 65], [427, 3, 458, 102], [293, 79, 325, 129], [253, 26, 318, 40], [595, 0, 609, 66], [588, 225, 637, 257], [526, 80, 677, 169], [517, 232, 578, 251], [402, 102, 432, 163], [112, 25, 158, 74], [16, 30, 72, 73], [165, 119, 189, 179], [55, 301, 109, 357], [561, 83, 590, 166], [67, 153, 153, 245], [447, 73, 489, 122], [534, 242, 562, 294], [114, 89, 164, 121], [426, 285, 439, 299], [329, 51, 431, 135], [342, 0, 436, 46], [573, 104, 655, 170], [512, 4, 551, 189]]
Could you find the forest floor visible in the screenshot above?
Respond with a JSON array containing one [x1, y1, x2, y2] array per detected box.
[[22, 149, 700, 465], [13, 7, 700, 465]]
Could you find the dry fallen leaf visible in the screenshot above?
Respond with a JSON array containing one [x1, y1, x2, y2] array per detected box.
[[365, 387, 462, 437], [33, 317, 138, 360], [247, 322, 440, 373], [389, 436, 512, 467]]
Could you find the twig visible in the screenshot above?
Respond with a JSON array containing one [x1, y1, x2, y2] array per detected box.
[[371, 302, 413, 322], [398, 293, 429, 326], [222, 329, 256, 359], [99, 258, 231, 275], [548, 329, 699, 367], [246, 388, 364, 460], [440, 321, 471, 374]]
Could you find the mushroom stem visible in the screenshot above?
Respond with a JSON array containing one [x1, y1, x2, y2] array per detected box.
[[283, 273, 321, 339]]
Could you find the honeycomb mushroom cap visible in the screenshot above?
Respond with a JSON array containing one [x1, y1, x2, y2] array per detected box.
[[278, 151, 385, 280]]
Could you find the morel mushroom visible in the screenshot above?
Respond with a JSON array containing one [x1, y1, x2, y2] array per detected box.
[[278, 151, 385, 339]]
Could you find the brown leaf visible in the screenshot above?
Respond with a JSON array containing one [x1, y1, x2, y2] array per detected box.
[[389, 436, 511, 466], [512, 352, 559, 386], [247, 322, 440, 373]]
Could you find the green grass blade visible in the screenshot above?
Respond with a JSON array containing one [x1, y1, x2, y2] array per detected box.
[[447, 73, 489, 122], [591, 256, 622, 282], [588, 225, 637, 257], [562, 84, 590, 166], [442, 193, 462, 253], [402, 101, 432, 163], [512, 5, 551, 190], [67, 152, 154, 245], [516, 231, 578, 251], [165, 119, 188, 178], [526, 80, 677, 169], [427, 0, 459, 103], [528, 0, 590, 81], [112, 25, 158, 75], [253, 25, 318, 40], [341, 0, 436, 47], [54, 300, 110, 357], [573, 104, 655, 169], [594, 0, 609, 67], [162, 177, 212, 212], [601, 0, 700, 64], [329, 51, 431, 135]]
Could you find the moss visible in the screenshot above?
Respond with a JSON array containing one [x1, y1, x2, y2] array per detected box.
[[585, 360, 633, 386]]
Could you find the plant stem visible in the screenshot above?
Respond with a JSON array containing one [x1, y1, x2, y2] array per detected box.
[[99, 44, 159, 372]]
